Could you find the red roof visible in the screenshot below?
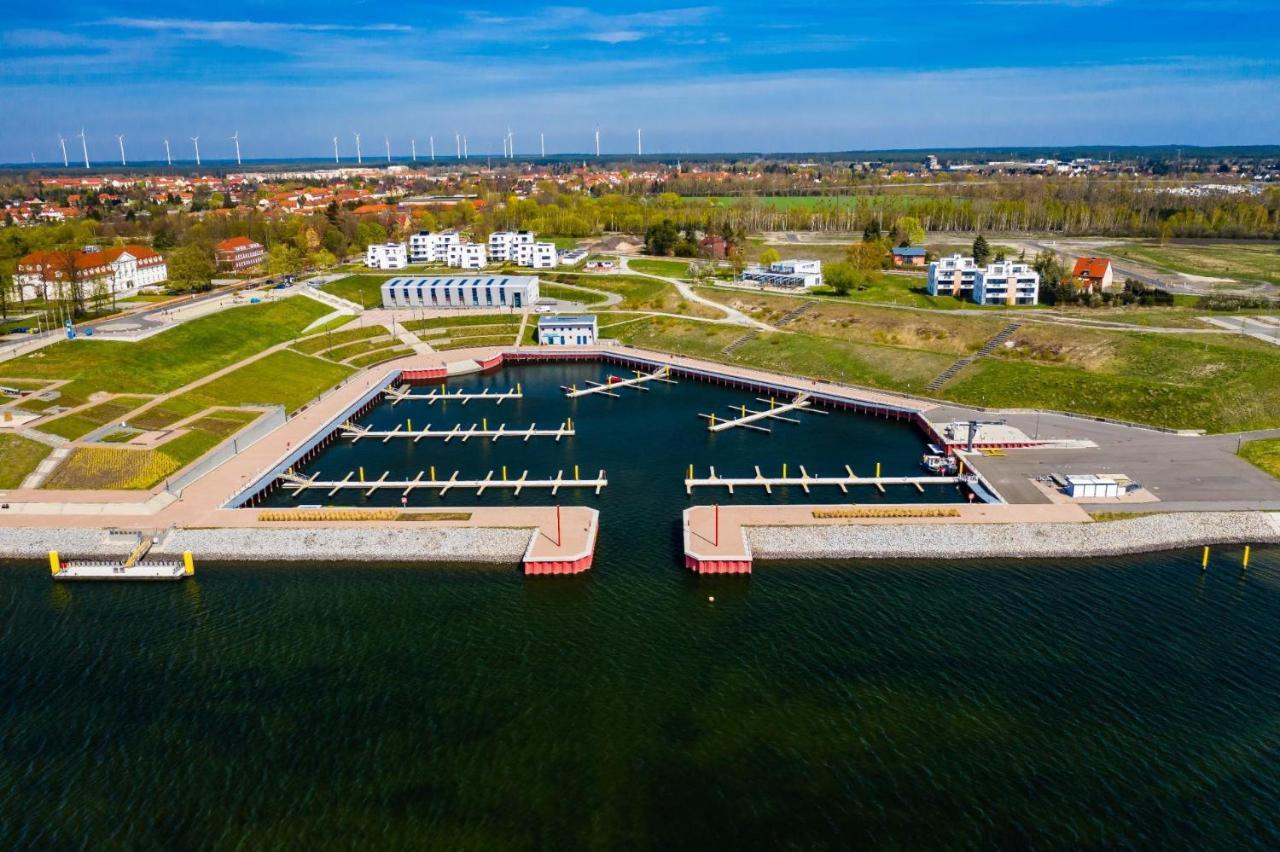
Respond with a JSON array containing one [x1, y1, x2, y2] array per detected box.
[[1072, 257, 1112, 281], [17, 245, 161, 277], [216, 236, 259, 251]]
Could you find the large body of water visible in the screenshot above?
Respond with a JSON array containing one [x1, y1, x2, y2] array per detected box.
[[4, 363, 1279, 848]]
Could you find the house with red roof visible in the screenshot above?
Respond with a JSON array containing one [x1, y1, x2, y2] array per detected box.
[[1071, 257, 1114, 293], [15, 244, 167, 300], [215, 236, 266, 272]]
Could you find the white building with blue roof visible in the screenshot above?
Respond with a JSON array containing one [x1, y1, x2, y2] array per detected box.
[[537, 315, 597, 346], [380, 275, 539, 310]]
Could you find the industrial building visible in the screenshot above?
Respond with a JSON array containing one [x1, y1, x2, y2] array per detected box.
[[741, 259, 823, 289], [365, 242, 408, 270], [538, 315, 598, 346], [380, 275, 539, 309]]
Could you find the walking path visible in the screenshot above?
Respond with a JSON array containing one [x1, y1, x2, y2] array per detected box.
[[617, 256, 770, 330]]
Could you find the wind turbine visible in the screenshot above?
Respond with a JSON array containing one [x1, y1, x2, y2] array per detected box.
[[78, 129, 90, 169], [117, 134, 127, 166], [333, 135, 340, 164], [163, 138, 172, 166], [384, 136, 391, 163], [637, 128, 642, 157], [594, 127, 600, 158], [191, 136, 201, 167], [540, 132, 545, 159], [463, 135, 468, 159], [353, 131, 362, 164], [231, 131, 242, 166], [411, 138, 417, 162], [455, 132, 461, 160], [58, 135, 69, 168], [429, 135, 435, 161], [507, 127, 513, 159]]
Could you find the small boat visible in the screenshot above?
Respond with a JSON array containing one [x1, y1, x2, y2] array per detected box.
[[921, 454, 959, 475]]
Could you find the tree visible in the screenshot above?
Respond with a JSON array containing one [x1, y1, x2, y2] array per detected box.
[[846, 241, 886, 276], [972, 234, 991, 266], [267, 243, 305, 276], [759, 247, 781, 267], [167, 244, 216, 292], [862, 220, 881, 242], [824, 261, 860, 296], [895, 216, 925, 246], [644, 219, 679, 256]]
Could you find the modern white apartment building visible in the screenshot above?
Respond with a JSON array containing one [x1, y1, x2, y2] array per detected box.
[[973, 260, 1040, 306], [927, 254, 979, 298], [408, 230, 461, 263], [380, 275, 539, 310], [365, 242, 408, 270], [741, 259, 823, 289], [516, 241, 559, 269], [488, 230, 535, 262], [446, 242, 487, 270]]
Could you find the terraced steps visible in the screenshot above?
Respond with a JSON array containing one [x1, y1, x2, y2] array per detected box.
[[926, 321, 1022, 392]]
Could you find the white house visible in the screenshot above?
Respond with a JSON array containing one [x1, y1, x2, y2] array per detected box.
[[973, 260, 1040, 306], [538, 314, 597, 346], [516, 241, 559, 269], [380, 275, 539, 310], [488, 230, 535, 262], [15, 245, 167, 301], [408, 230, 461, 263], [446, 242, 487, 270], [741, 259, 823, 289], [927, 254, 979, 298], [366, 242, 408, 270]]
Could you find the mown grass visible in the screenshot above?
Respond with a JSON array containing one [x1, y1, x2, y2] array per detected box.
[[324, 337, 396, 362], [548, 273, 719, 318], [1, 298, 331, 408], [432, 335, 515, 351], [318, 275, 389, 307], [539, 283, 610, 305], [403, 314, 521, 332], [292, 324, 388, 355], [348, 347, 413, 368], [37, 395, 152, 440], [0, 433, 52, 488], [1238, 439, 1280, 480], [629, 259, 691, 278], [1105, 240, 1280, 286]]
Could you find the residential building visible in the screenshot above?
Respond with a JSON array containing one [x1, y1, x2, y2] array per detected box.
[[516, 241, 558, 269], [891, 246, 927, 267], [365, 242, 408, 270], [538, 314, 597, 346], [214, 236, 265, 272], [559, 249, 588, 266], [741, 259, 823, 289], [409, 230, 460, 263], [446, 242, 487, 270], [927, 254, 979, 298], [488, 230, 535, 262], [1071, 257, 1114, 293], [380, 275, 539, 309], [699, 235, 728, 259], [973, 260, 1040, 306], [15, 244, 167, 301]]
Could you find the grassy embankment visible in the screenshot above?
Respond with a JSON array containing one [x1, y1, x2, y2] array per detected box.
[[403, 314, 522, 351], [547, 273, 721, 318], [628, 259, 692, 278], [37, 395, 154, 440], [0, 433, 53, 488], [1238, 439, 1280, 480]]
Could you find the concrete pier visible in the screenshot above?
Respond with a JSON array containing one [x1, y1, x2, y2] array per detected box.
[[684, 465, 969, 496], [386, 384, 522, 406], [701, 393, 823, 433]]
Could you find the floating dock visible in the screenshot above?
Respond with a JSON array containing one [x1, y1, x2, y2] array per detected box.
[[684, 464, 967, 495], [563, 366, 675, 398], [699, 393, 824, 433], [341, 418, 574, 443], [280, 466, 608, 497], [386, 384, 523, 405], [49, 548, 194, 582]]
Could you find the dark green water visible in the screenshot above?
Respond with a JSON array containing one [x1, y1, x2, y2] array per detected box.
[[5, 365, 1280, 848]]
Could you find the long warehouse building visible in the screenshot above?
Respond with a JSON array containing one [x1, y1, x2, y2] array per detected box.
[[380, 275, 540, 309]]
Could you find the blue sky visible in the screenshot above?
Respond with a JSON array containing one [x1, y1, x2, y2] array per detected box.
[[1, 1, 1278, 163]]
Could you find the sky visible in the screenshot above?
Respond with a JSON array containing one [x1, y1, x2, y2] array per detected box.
[[1, 0, 1278, 164]]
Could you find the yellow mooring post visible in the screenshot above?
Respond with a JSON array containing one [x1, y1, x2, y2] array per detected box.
[[958, 459, 965, 476], [567, 417, 573, 431], [48, 550, 60, 576], [688, 463, 694, 479], [574, 464, 580, 480], [430, 465, 436, 481], [771, 397, 776, 410], [1243, 546, 1251, 569], [1202, 546, 1210, 571], [183, 551, 195, 576], [359, 466, 366, 483], [876, 462, 882, 479], [782, 462, 788, 478], [407, 417, 413, 432], [517, 383, 522, 394], [710, 412, 716, 427], [502, 465, 508, 480]]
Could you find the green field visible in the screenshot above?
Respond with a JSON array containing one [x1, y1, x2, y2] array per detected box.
[[1105, 240, 1280, 286], [0, 433, 52, 488], [348, 347, 413, 368], [1, 298, 331, 409], [37, 395, 153, 441], [292, 324, 387, 355], [1240, 439, 1280, 479], [539, 282, 610, 305], [403, 314, 521, 332], [319, 275, 389, 307], [628, 259, 692, 278], [323, 337, 396, 362], [549, 273, 720, 318]]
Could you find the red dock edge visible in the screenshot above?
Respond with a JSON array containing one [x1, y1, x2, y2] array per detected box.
[[681, 507, 753, 574], [520, 509, 599, 576]]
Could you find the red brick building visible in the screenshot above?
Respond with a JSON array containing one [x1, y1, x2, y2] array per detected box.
[[215, 236, 265, 272]]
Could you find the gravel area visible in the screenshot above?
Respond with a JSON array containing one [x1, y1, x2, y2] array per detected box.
[[2, 528, 132, 559], [152, 526, 532, 564], [749, 512, 1280, 560]]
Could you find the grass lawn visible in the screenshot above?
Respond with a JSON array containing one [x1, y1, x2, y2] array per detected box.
[[133, 350, 353, 430], [323, 337, 395, 362], [548, 273, 720, 318], [348, 347, 413, 368], [319, 275, 389, 308], [292, 324, 389, 355], [1105, 240, 1280, 286], [432, 335, 516, 351], [0, 433, 53, 488], [37, 395, 152, 441], [403, 314, 521, 332], [1, 297, 331, 409], [629, 258, 691, 278], [1239, 439, 1280, 479], [539, 283, 610, 305]]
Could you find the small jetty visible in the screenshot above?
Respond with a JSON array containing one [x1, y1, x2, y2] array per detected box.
[[699, 393, 824, 433], [563, 366, 675, 398], [49, 546, 193, 582], [280, 466, 608, 497], [341, 418, 574, 443], [684, 464, 967, 495], [386, 384, 523, 406]]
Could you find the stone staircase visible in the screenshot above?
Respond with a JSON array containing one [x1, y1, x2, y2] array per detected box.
[[926, 321, 1022, 393], [775, 300, 818, 327], [721, 331, 758, 355]]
